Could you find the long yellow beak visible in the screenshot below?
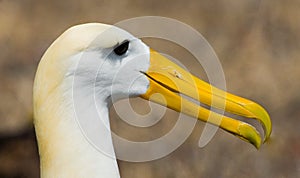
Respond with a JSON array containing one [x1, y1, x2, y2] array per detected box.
[[140, 49, 272, 149]]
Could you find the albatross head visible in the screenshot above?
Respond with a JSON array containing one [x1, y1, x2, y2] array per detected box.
[[33, 22, 271, 177]]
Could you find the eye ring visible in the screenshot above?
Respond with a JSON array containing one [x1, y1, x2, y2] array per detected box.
[[114, 40, 129, 56]]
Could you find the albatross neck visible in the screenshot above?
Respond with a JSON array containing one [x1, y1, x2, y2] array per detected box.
[[34, 83, 120, 178]]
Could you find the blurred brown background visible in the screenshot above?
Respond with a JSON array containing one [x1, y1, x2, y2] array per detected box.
[[0, 0, 299, 177]]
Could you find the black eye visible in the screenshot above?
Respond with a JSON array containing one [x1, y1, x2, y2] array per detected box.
[[114, 40, 129, 56]]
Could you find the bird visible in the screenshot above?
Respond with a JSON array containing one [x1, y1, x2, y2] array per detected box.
[[33, 23, 272, 178]]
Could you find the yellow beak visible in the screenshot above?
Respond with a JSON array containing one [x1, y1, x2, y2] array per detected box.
[[140, 49, 272, 149]]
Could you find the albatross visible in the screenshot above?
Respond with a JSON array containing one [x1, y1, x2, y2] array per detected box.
[[33, 23, 272, 177]]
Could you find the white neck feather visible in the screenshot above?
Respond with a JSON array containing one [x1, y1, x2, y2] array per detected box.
[[34, 54, 121, 177]]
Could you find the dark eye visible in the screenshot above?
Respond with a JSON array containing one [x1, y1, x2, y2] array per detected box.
[[114, 40, 129, 56]]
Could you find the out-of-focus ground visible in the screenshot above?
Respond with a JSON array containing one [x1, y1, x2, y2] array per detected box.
[[0, 0, 299, 177]]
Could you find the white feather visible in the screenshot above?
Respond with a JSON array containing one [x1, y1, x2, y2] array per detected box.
[[34, 23, 150, 177]]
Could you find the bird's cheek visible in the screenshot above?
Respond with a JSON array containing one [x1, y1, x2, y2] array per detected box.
[[127, 75, 150, 97]]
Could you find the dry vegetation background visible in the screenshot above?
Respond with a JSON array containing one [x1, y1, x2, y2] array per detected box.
[[0, 0, 299, 177]]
